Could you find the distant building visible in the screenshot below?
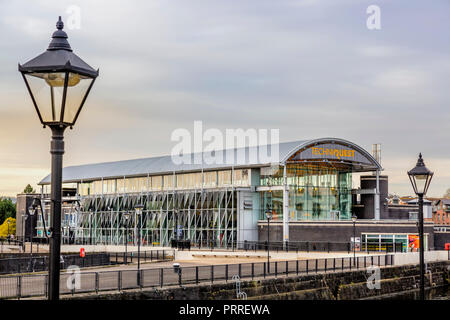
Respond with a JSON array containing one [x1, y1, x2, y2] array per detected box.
[[433, 199, 450, 225]]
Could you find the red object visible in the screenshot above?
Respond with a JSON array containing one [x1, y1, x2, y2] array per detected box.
[[445, 243, 450, 251], [80, 248, 85, 258]]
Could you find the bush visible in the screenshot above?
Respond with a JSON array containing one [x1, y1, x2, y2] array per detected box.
[[0, 217, 16, 238]]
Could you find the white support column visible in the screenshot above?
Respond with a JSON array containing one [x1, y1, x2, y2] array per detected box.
[[374, 170, 380, 220], [283, 165, 289, 248]]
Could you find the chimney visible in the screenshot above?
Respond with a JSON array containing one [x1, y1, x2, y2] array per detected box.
[[372, 143, 381, 164]]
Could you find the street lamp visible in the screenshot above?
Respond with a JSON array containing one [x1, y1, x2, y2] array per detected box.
[[19, 17, 98, 300], [22, 215, 28, 252], [351, 215, 357, 266], [265, 209, 272, 274], [408, 153, 433, 301], [28, 202, 37, 259], [89, 209, 93, 245], [7, 220, 10, 244], [123, 212, 130, 264], [135, 204, 144, 286]]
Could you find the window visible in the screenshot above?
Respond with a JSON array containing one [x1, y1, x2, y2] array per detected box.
[[150, 176, 162, 191], [163, 175, 175, 190], [234, 169, 249, 186], [218, 170, 232, 186], [117, 178, 125, 193], [203, 171, 217, 188], [103, 179, 116, 194]]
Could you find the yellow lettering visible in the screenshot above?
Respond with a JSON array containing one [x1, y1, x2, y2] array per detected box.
[[309, 147, 355, 158]]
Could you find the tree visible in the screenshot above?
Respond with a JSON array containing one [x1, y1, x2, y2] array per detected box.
[[0, 217, 16, 238], [0, 198, 16, 223], [23, 184, 36, 194], [444, 188, 450, 199]]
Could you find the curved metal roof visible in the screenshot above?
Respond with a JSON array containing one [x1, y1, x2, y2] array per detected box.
[[38, 138, 382, 185]]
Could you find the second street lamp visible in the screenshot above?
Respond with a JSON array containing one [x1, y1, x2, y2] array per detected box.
[[407, 153, 433, 300], [19, 17, 98, 300]]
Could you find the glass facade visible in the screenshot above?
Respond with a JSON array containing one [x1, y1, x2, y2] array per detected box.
[[260, 164, 352, 221], [78, 169, 251, 196]]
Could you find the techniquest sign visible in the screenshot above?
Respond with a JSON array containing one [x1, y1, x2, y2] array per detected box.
[[290, 143, 373, 165], [310, 147, 355, 159]]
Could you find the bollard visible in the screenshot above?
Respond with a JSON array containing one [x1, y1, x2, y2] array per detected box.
[[196, 266, 199, 284], [44, 274, 48, 298], [95, 272, 99, 294], [17, 275, 22, 299], [225, 264, 228, 282], [160, 268, 164, 288]]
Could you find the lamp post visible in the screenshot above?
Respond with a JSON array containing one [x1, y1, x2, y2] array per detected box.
[[265, 210, 272, 274], [22, 215, 27, 251], [351, 215, 357, 266], [135, 204, 144, 285], [89, 209, 93, 245], [123, 212, 130, 264], [7, 220, 10, 244], [19, 17, 98, 300], [407, 153, 433, 301], [28, 204, 36, 257]]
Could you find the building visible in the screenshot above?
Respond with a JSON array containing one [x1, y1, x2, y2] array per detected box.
[[433, 199, 450, 225], [16, 137, 442, 251]]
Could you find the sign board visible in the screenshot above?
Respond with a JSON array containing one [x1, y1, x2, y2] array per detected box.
[[408, 235, 420, 252], [80, 248, 85, 258], [351, 237, 361, 250], [243, 200, 253, 210], [291, 143, 373, 166]]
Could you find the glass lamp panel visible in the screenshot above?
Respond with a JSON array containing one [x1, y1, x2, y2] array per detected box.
[[63, 73, 93, 124], [414, 175, 428, 194], [25, 72, 66, 123]]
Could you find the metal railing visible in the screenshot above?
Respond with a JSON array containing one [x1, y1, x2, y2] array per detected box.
[[0, 250, 174, 275], [0, 253, 393, 299], [187, 240, 404, 253]]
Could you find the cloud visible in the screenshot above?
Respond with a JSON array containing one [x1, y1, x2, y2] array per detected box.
[[0, 0, 449, 197]]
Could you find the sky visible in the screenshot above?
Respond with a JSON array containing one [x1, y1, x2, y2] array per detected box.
[[0, 0, 449, 198]]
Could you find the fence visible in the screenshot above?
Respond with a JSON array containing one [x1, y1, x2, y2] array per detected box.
[[0, 250, 174, 275], [188, 240, 404, 253], [0, 254, 393, 299]]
